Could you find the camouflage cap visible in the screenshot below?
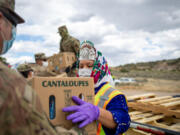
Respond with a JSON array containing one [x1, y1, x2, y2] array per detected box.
[[58, 25, 68, 33], [35, 53, 47, 60], [17, 64, 33, 72], [0, 0, 25, 25]]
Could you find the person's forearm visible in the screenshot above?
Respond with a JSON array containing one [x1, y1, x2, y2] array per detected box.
[[98, 108, 117, 129]]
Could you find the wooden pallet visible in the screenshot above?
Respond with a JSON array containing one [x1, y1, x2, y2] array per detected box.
[[128, 94, 180, 118], [129, 111, 164, 123], [128, 94, 180, 133], [129, 111, 180, 132], [127, 93, 156, 101]]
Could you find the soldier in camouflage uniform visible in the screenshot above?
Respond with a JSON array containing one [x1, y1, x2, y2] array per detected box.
[[35, 52, 47, 66], [0, 1, 80, 135], [17, 63, 34, 86], [31, 53, 57, 77], [58, 25, 80, 77], [58, 25, 80, 56], [17, 64, 33, 79]]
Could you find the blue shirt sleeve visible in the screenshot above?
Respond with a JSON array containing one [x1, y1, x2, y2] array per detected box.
[[102, 94, 131, 135]]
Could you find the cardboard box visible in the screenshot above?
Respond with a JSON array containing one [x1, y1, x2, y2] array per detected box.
[[48, 52, 76, 74], [32, 77, 97, 135], [57, 52, 76, 67], [47, 55, 56, 71]]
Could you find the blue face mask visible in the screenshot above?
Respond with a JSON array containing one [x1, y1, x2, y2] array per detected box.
[[1, 26, 16, 55]]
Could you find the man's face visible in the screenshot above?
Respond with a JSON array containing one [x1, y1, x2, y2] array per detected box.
[[0, 13, 13, 53], [36, 59, 43, 66], [59, 29, 67, 38]]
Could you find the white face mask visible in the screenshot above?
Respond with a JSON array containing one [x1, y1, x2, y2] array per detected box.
[[78, 68, 92, 77], [31, 71, 34, 77], [43, 61, 48, 67]]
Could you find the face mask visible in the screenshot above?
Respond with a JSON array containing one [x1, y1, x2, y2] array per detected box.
[[1, 26, 16, 55], [31, 71, 34, 77], [43, 61, 48, 67], [78, 68, 92, 77]]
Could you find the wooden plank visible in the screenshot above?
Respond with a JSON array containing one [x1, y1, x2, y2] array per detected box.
[[128, 102, 165, 113], [161, 116, 180, 124], [136, 115, 164, 123], [156, 108, 180, 118], [128, 102, 158, 113], [138, 96, 172, 103], [128, 102, 180, 118], [150, 121, 170, 130], [151, 98, 180, 105], [131, 113, 153, 121], [161, 100, 180, 108], [131, 116, 142, 121], [170, 123, 180, 132], [170, 106, 180, 110], [148, 119, 180, 132], [127, 93, 156, 101], [126, 128, 151, 135], [129, 111, 143, 115]]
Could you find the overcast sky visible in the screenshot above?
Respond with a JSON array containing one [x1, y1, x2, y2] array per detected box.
[[3, 0, 180, 66]]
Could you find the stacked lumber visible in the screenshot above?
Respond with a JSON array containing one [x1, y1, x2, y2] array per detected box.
[[128, 94, 180, 118], [127, 93, 180, 133], [127, 93, 156, 101]]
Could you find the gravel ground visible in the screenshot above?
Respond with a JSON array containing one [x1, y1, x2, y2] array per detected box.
[[120, 89, 180, 97]]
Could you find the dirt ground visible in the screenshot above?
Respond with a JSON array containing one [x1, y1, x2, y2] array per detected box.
[[115, 78, 180, 97], [119, 89, 180, 97]]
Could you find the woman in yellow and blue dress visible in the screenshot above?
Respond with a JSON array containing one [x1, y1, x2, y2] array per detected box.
[[63, 40, 130, 135]]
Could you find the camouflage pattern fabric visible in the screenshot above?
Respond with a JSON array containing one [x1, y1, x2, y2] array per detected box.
[[0, 62, 58, 135], [0, 0, 24, 24], [58, 26, 79, 77], [17, 63, 33, 72], [0, 0, 15, 10], [35, 53, 47, 60], [0, 0, 79, 134], [60, 36, 80, 56], [59, 26, 80, 56], [0, 62, 83, 135]]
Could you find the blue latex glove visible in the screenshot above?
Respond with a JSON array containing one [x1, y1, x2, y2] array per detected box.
[[63, 96, 100, 128]]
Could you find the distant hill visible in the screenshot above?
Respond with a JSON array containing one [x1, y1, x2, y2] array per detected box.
[[110, 58, 180, 80], [113, 58, 180, 72]]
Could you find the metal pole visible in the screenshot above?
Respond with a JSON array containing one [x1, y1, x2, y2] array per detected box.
[[130, 121, 180, 135]]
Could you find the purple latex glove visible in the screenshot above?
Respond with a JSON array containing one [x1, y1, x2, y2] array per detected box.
[[63, 96, 100, 128]]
